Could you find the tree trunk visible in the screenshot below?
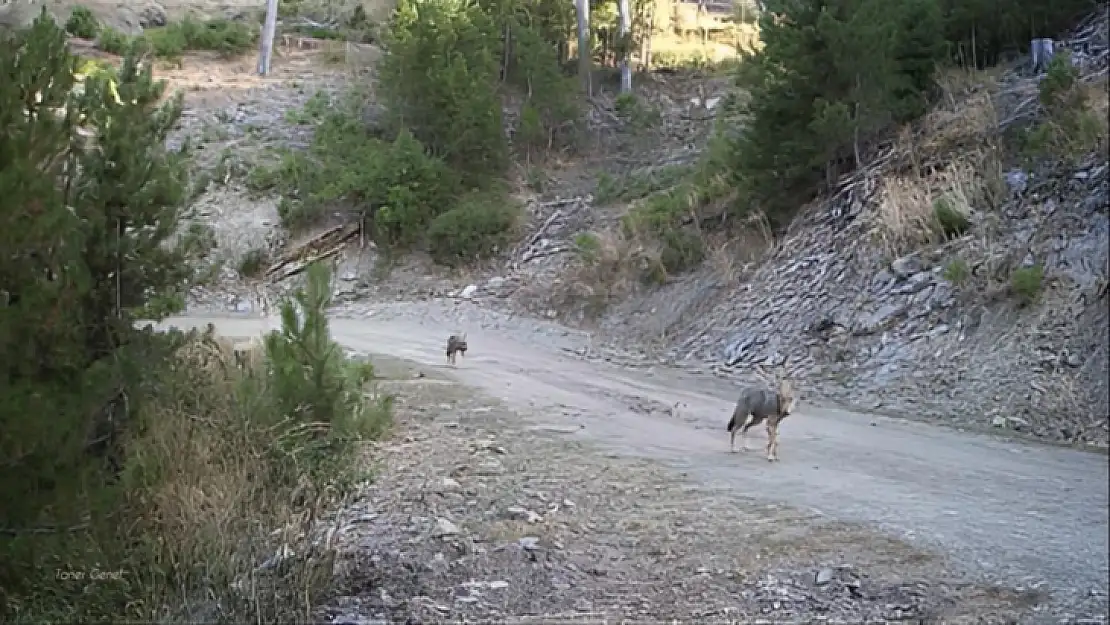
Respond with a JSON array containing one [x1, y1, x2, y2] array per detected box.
[[257, 0, 279, 76], [618, 0, 632, 92], [577, 0, 592, 96]]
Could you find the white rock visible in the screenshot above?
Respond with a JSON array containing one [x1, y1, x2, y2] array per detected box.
[[434, 517, 460, 537], [506, 505, 544, 523], [459, 284, 478, 299]]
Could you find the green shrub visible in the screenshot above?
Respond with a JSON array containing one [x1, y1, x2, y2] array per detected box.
[[238, 248, 267, 278], [140, 24, 187, 58], [618, 183, 708, 277], [378, 0, 508, 187], [315, 126, 459, 248], [595, 165, 691, 206], [932, 197, 971, 238], [943, 257, 970, 284], [1022, 55, 1107, 159], [96, 17, 256, 59], [658, 228, 706, 275], [246, 149, 318, 198], [276, 197, 312, 231], [1038, 55, 1082, 111], [96, 27, 131, 54], [525, 166, 548, 192], [516, 103, 547, 154], [614, 92, 662, 130], [427, 192, 521, 267], [1010, 264, 1044, 305], [179, 222, 217, 259], [65, 6, 100, 39], [502, 21, 581, 152], [250, 99, 463, 246], [573, 231, 603, 265], [146, 17, 255, 58]]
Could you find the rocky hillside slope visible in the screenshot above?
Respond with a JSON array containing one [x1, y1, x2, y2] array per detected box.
[[604, 15, 1110, 448]]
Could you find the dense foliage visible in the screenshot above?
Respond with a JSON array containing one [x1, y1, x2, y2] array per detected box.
[[721, 0, 945, 227], [246, 0, 579, 265]]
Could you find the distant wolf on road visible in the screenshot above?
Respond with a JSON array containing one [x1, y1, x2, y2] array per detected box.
[[446, 333, 468, 366], [726, 369, 797, 461]]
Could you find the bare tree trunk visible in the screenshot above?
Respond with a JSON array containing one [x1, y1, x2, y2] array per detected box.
[[852, 75, 862, 169], [257, 0, 279, 76], [501, 22, 512, 83], [577, 0, 592, 96], [970, 25, 977, 69], [619, 0, 632, 92]]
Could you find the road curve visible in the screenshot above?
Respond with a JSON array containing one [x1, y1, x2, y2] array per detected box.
[[156, 314, 1110, 607]]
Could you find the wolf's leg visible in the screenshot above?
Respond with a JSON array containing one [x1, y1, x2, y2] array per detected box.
[[765, 421, 778, 461], [729, 429, 736, 453], [738, 415, 753, 451]]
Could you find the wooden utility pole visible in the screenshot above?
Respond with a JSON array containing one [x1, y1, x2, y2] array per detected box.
[[618, 0, 631, 93], [576, 0, 591, 96], [258, 0, 279, 76]]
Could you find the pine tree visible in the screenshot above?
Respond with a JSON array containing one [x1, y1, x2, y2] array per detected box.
[[725, 0, 945, 227], [265, 261, 350, 426], [0, 13, 189, 611]]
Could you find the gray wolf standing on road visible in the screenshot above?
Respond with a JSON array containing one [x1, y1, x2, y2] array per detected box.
[[726, 369, 797, 461], [446, 333, 468, 365]]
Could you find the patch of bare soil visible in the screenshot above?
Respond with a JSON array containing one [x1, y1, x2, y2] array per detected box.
[[317, 355, 1044, 624]]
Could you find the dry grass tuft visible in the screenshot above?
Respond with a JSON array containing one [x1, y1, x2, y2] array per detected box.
[[870, 64, 1009, 258], [548, 229, 665, 319], [872, 145, 1001, 258], [129, 329, 358, 623], [921, 65, 1004, 157], [1083, 76, 1110, 130], [706, 215, 774, 286]]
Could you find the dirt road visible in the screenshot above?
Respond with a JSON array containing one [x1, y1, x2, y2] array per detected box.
[[157, 313, 1110, 615]]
